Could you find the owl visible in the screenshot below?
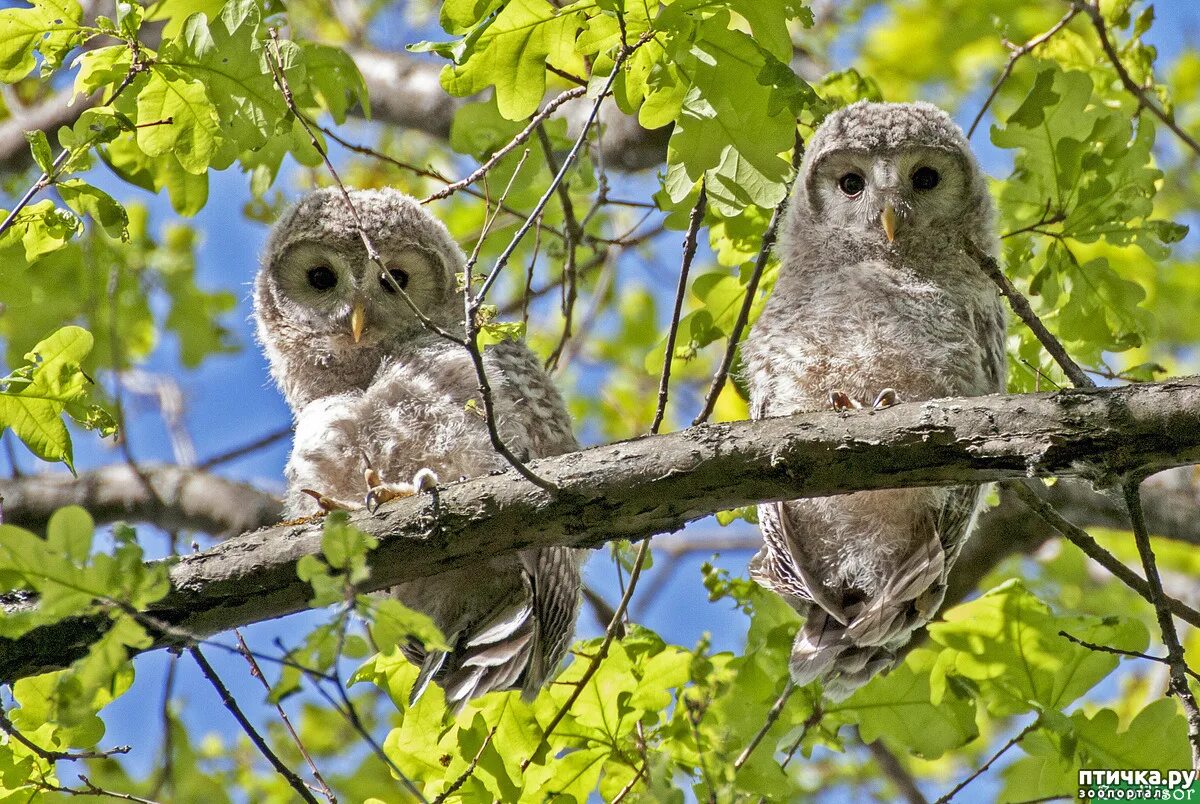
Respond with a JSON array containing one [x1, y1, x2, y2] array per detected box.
[[253, 187, 583, 708], [742, 102, 1007, 699]]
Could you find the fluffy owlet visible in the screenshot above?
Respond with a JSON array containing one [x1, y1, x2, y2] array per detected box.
[[742, 102, 1007, 699], [254, 187, 583, 707]]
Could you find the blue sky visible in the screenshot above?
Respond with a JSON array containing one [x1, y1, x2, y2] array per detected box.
[[3, 1, 1199, 800]]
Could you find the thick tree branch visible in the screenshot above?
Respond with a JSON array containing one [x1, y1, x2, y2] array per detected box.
[[0, 464, 282, 536], [2, 378, 1200, 683]]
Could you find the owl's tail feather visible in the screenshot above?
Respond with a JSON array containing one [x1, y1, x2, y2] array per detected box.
[[790, 608, 902, 701], [408, 597, 538, 712]]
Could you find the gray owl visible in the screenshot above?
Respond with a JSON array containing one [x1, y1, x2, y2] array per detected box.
[[742, 102, 1007, 699], [253, 187, 583, 708]]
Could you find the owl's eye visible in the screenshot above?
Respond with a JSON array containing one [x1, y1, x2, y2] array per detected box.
[[838, 173, 866, 197], [306, 265, 337, 291], [912, 167, 940, 190], [380, 268, 409, 293]]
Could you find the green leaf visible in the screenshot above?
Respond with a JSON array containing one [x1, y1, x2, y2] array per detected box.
[[56, 180, 129, 239], [833, 648, 978, 759], [361, 596, 448, 653], [25, 130, 54, 174], [928, 579, 1150, 716], [157, 0, 287, 151], [0, 325, 100, 471], [0, 0, 88, 82], [136, 69, 222, 174], [300, 41, 370, 123], [440, 0, 582, 120]]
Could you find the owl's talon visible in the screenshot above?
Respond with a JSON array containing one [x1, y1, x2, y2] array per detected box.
[[364, 468, 440, 512], [300, 488, 358, 513], [829, 390, 860, 411], [872, 388, 898, 410]]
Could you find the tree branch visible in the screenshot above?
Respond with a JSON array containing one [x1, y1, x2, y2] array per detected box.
[[2, 378, 1200, 683], [0, 464, 282, 536]]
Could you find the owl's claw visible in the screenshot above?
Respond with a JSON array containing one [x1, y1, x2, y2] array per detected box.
[[300, 488, 359, 513], [872, 388, 899, 410], [364, 468, 440, 513], [829, 390, 861, 412]]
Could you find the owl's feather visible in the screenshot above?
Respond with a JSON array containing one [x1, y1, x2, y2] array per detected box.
[[255, 188, 583, 710], [743, 101, 1006, 699]]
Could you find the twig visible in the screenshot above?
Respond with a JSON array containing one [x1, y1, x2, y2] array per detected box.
[[234, 631, 337, 803], [0, 709, 130, 762], [1008, 481, 1200, 628], [422, 87, 586, 203], [693, 133, 803, 425], [961, 239, 1094, 388], [1123, 480, 1200, 769], [684, 695, 717, 804], [1058, 630, 1200, 682], [934, 718, 1040, 803], [1076, 0, 1200, 157], [861, 729, 929, 804], [188, 646, 321, 804], [471, 31, 655, 307], [610, 761, 647, 804], [432, 727, 495, 804], [34, 777, 163, 803], [650, 184, 706, 435], [537, 125, 584, 372], [733, 680, 794, 771], [521, 538, 652, 771], [0, 40, 148, 240], [967, 8, 1079, 138], [198, 426, 292, 470], [780, 702, 824, 770]]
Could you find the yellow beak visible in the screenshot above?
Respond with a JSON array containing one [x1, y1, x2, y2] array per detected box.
[[350, 302, 366, 344], [881, 204, 897, 243]]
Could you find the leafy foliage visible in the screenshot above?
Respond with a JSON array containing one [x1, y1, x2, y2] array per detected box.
[[0, 0, 1197, 800]]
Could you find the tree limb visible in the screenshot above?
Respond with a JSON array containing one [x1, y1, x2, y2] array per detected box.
[[0, 464, 283, 536], [2, 378, 1200, 683]]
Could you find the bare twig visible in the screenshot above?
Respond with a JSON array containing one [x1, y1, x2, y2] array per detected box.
[[423, 87, 586, 204], [934, 718, 1040, 803], [0, 709, 129, 762], [1076, 0, 1200, 157], [1123, 480, 1200, 769], [733, 680, 795, 771], [1009, 481, 1200, 628], [967, 8, 1080, 138], [1058, 630, 1200, 682], [34, 777, 163, 803], [961, 239, 1094, 388], [693, 134, 803, 425], [234, 631, 337, 803], [198, 426, 292, 470], [471, 31, 655, 307], [861, 730, 929, 804], [650, 184, 707, 435], [432, 727, 495, 804], [188, 646, 321, 804], [537, 125, 584, 372]]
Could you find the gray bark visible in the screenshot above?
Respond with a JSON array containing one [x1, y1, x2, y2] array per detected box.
[[1, 378, 1199, 683]]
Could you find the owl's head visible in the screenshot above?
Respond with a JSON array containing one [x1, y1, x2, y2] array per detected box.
[[256, 186, 464, 346], [792, 101, 991, 246], [254, 188, 466, 404]]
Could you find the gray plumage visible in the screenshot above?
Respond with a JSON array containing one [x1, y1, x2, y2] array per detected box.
[[253, 187, 583, 708], [742, 102, 1007, 699]]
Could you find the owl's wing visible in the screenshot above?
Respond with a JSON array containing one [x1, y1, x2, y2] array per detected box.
[[751, 501, 845, 620], [844, 486, 981, 646], [488, 343, 584, 699], [977, 290, 1008, 392]]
